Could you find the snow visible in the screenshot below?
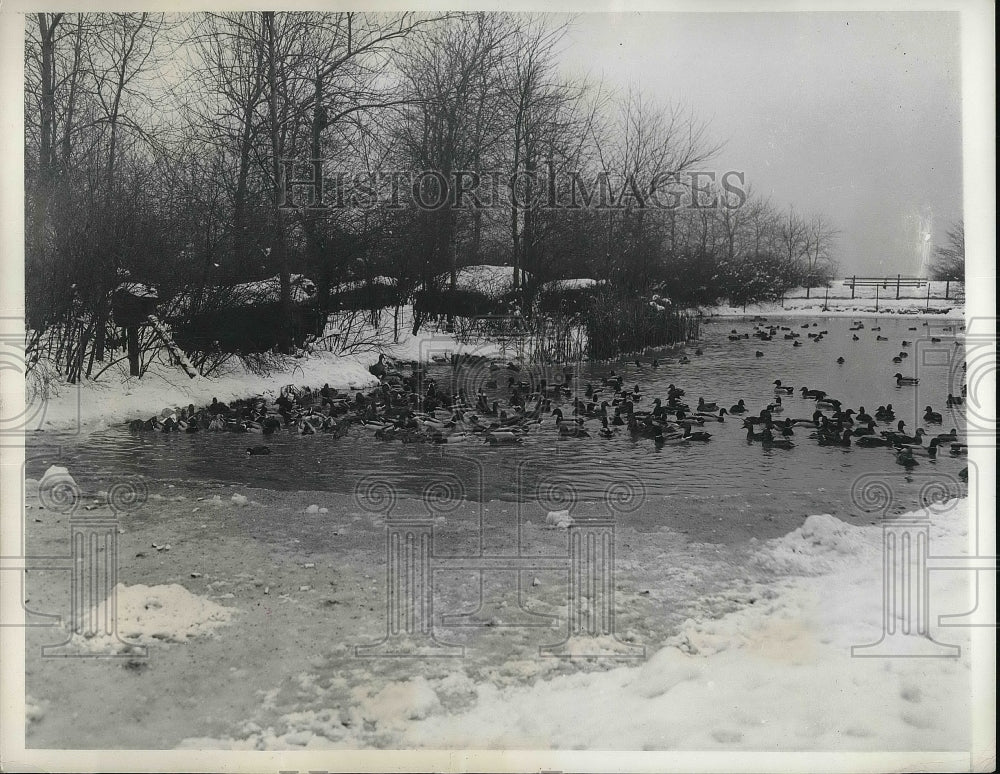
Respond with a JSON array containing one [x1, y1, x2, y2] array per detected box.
[[77, 583, 233, 652], [168, 273, 317, 316], [185, 498, 974, 751], [331, 276, 397, 294], [37, 465, 77, 493], [434, 264, 529, 299], [114, 281, 159, 298], [544, 509, 573, 528], [704, 280, 964, 319], [25, 349, 378, 434], [540, 278, 604, 292], [703, 298, 964, 319]]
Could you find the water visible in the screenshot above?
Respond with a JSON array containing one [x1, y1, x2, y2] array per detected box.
[[29, 315, 967, 543]]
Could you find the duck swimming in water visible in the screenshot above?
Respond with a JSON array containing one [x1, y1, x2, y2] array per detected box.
[[893, 373, 919, 386], [246, 445, 271, 456], [729, 399, 748, 414], [856, 435, 895, 447], [933, 428, 959, 444], [683, 427, 712, 442], [773, 380, 793, 394], [697, 398, 719, 412], [923, 406, 943, 423]]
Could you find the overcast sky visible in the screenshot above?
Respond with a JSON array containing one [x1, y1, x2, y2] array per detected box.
[[559, 11, 963, 276]]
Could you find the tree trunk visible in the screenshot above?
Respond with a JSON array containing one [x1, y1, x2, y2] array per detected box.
[[264, 11, 292, 353]]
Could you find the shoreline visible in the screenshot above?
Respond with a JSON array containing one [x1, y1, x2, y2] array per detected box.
[[22, 467, 972, 751], [23, 299, 965, 437]]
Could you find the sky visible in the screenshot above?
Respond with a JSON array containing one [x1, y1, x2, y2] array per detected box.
[[558, 11, 964, 277]]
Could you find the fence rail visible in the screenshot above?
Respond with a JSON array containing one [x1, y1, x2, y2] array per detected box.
[[843, 274, 931, 300]]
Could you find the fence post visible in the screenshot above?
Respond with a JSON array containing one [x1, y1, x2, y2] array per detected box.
[[824, 286, 829, 310], [851, 276, 856, 299], [896, 273, 901, 299], [945, 280, 950, 300], [926, 281, 931, 311], [875, 284, 879, 312]]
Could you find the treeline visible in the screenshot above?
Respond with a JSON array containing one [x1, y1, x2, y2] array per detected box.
[[25, 12, 838, 375]]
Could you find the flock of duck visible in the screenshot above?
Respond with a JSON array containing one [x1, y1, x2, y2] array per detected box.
[[127, 318, 968, 475]]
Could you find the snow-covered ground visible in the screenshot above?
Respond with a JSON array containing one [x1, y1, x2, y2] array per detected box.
[[22, 289, 965, 435], [704, 280, 964, 319], [703, 299, 964, 319], [24, 350, 379, 434], [173, 497, 974, 751]]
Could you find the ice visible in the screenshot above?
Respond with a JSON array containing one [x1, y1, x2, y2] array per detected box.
[[544, 509, 573, 528], [37, 465, 77, 492], [76, 583, 233, 652]]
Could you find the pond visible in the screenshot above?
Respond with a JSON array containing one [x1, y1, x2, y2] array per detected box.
[[28, 315, 968, 544]]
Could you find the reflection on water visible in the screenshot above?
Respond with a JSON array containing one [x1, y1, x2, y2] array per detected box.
[[29, 316, 967, 542]]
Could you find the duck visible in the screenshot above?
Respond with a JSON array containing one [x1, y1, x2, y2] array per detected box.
[[950, 442, 967, 457], [893, 373, 919, 386], [683, 427, 712, 442], [653, 428, 688, 446], [246, 446, 271, 456], [893, 428, 928, 447], [852, 421, 877, 437], [856, 407, 874, 424], [933, 428, 959, 444], [856, 435, 895, 447], [946, 393, 964, 407], [485, 430, 523, 445], [875, 404, 896, 422], [905, 438, 940, 458], [923, 406, 943, 424], [773, 380, 794, 394], [895, 448, 919, 467], [793, 341, 803, 347], [696, 409, 729, 422], [729, 399, 748, 414], [558, 419, 591, 438], [892, 356, 904, 364], [697, 398, 719, 412], [766, 398, 784, 414], [852, 335, 860, 341], [800, 387, 827, 400], [836, 357, 845, 364], [755, 351, 764, 358], [901, 340, 911, 347], [876, 335, 888, 341]]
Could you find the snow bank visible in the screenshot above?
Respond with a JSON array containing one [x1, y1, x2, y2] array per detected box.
[[37, 465, 78, 493], [703, 298, 964, 319], [26, 349, 377, 433], [398, 500, 972, 750], [540, 278, 604, 292], [195, 499, 973, 751], [434, 265, 529, 299], [79, 583, 233, 652]]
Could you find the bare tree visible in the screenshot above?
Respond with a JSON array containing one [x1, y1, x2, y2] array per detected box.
[[931, 220, 964, 281]]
